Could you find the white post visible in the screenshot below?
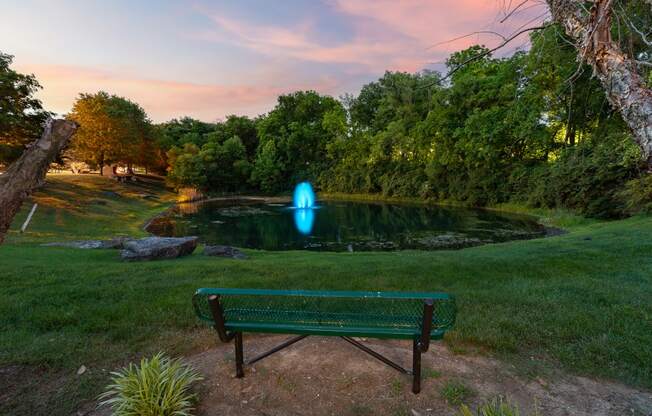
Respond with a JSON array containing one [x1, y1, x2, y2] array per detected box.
[[20, 203, 38, 233]]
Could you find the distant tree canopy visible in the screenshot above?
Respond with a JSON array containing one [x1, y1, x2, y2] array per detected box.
[[0, 52, 50, 164], [67, 91, 159, 173]]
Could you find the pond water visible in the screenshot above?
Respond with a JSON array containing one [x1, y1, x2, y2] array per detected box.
[[147, 199, 546, 251]]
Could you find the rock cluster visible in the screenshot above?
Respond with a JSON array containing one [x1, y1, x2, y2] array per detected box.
[[203, 245, 247, 259], [43, 236, 201, 261], [43, 236, 251, 261], [42, 237, 133, 249]]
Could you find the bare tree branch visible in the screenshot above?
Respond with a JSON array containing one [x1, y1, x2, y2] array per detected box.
[[427, 31, 507, 49], [441, 25, 547, 81], [500, 0, 531, 23]]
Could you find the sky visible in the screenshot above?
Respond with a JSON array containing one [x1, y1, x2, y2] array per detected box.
[[0, 0, 549, 123]]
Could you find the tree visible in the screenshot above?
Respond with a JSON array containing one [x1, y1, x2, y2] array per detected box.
[[219, 115, 259, 160], [67, 92, 155, 173], [545, 0, 652, 168], [448, 1, 652, 169], [252, 91, 345, 192], [0, 52, 50, 164], [166, 136, 252, 192]]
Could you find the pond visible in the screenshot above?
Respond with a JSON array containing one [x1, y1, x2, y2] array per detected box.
[[146, 198, 546, 251]]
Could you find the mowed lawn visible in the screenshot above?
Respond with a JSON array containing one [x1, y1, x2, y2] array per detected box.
[[1, 174, 651, 415]]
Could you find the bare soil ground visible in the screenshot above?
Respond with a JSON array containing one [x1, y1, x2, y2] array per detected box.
[[180, 334, 651, 416]]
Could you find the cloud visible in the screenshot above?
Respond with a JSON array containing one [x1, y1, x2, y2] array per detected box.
[[15, 63, 342, 122], [195, 14, 418, 72], [195, 0, 548, 73]]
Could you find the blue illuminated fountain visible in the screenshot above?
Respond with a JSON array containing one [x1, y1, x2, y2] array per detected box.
[[292, 182, 316, 235]]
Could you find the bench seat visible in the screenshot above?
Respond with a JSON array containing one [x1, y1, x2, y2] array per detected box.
[[192, 287, 456, 393]]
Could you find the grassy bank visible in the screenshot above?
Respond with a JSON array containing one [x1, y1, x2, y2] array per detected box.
[[1, 175, 651, 415]]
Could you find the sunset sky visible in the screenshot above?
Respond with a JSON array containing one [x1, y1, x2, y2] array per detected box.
[[1, 0, 548, 122]]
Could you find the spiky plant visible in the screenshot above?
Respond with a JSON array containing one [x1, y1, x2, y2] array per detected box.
[[99, 353, 203, 416]]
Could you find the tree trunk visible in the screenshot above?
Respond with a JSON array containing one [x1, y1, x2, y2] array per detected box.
[[548, 0, 652, 168], [0, 119, 77, 244]]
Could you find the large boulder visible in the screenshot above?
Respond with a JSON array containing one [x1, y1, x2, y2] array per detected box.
[[203, 245, 247, 259], [120, 236, 198, 261]]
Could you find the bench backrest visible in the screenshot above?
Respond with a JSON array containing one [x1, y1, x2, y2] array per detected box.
[[193, 288, 455, 340]]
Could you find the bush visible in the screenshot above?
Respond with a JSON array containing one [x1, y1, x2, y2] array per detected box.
[[99, 353, 203, 416], [457, 396, 540, 416], [510, 135, 642, 218], [618, 174, 652, 215]]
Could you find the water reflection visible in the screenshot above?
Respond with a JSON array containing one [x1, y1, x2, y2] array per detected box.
[[146, 200, 546, 252], [293, 208, 315, 235]]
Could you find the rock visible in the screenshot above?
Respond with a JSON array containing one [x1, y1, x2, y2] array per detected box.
[[217, 206, 273, 217], [77, 365, 87, 375], [43, 240, 105, 249], [102, 237, 134, 249], [42, 237, 133, 249], [121, 236, 198, 261], [203, 245, 247, 259], [410, 232, 484, 249]]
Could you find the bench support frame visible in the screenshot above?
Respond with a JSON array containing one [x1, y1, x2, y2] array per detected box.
[[207, 295, 435, 394]]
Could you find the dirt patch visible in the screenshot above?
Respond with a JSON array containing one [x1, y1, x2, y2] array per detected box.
[[177, 335, 651, 416]]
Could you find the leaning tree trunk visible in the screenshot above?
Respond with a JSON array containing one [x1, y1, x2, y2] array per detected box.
[[547, 0, 652, 168], [0, 119, 77, 244]]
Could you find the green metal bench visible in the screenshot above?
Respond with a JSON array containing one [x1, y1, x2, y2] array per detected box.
[[192, 288, 456, 393]]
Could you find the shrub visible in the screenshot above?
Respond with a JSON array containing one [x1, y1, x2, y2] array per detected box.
[[457, 396, 540, 416], [618, 174, 652, 215], [510, 134, 642, 218], [99, 353, 203, 416]]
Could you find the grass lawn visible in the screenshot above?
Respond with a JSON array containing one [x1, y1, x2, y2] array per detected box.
[[1, 174, 651, 415]]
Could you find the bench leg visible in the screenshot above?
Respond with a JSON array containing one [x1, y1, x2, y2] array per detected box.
[[235, 332, 244, 378], [412, 338, 421, 394]]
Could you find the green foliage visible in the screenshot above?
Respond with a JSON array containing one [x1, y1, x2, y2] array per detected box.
[[252, 90, 345, 192], [441, 380, 473, 405], [619, 174, 652, 215], [0, 51, 50, 164], [511, 134, 642, 218], [166, 135, 252, 192], [99, 353, 202, 416], [457, 396, 538, 416]]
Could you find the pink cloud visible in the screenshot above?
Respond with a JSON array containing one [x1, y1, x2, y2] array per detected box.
[[197, 14, 417, 71], [200, 0, 545, 72], [15, 63, 342, 122], [197, 0, 548, 72]]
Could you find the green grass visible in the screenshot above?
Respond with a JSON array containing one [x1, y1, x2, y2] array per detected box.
[[441, 380, 474, 406], [1, 174, 651, 415]]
